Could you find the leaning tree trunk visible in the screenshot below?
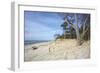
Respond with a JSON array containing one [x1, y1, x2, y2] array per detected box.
[[75, 27, 82, 45]]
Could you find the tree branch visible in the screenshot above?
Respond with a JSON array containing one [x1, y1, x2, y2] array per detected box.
[[83, 15, 89, 33], [81, 26, 89, 39], [65, 16, 76, 29], [74, 14, 78, 27]]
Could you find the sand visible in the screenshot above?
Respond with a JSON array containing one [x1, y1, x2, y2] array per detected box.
[[24, 39, 90, 62]]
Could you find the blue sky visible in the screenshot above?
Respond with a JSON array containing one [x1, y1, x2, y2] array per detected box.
[[24, 11, 64, 41]]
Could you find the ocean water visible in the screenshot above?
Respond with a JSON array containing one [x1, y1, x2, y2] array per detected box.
[[24, 40, 49, 46]]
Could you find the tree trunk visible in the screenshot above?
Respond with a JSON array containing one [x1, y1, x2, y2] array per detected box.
[[75, 27, 82, 45], [74, 14, 82, 45]]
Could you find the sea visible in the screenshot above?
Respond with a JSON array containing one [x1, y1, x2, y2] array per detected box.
[[24, 40, 50, 46]]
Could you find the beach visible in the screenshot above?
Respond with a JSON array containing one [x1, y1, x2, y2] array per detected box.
[[24, 39, 90, 62]]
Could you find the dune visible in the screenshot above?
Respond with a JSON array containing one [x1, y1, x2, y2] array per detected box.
[[24, 39, 90, 62]]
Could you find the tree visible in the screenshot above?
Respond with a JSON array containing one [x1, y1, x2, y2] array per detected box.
[[54, 34, 61, 39], [70, 26, 76, 38], [61, 22, 68, 39], [60, 13, 90, 45]]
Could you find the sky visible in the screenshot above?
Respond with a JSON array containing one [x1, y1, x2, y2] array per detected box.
[[24, 11, 64, 41], [24, 11, 90, 41]]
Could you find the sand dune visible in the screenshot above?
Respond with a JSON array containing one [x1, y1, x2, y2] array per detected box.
[[24, 39, 90, 62]]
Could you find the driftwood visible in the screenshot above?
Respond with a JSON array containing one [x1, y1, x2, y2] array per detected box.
[[32, 46, 38, 50]]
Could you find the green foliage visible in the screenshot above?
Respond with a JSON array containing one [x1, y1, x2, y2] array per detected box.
[[61, 22, 68, 28], [54, 34, 64, 39]]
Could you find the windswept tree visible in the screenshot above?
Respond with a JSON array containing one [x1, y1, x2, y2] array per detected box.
[[59, 13, 90, 45], [54, 34, 61, 39], [61, 22, 68, 39], [70, 26, 76, 38]]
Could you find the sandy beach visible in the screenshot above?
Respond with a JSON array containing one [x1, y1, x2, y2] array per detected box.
[[24, 39, 90, 62]]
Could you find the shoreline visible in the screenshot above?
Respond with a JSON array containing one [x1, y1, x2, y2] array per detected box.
[[24, 41, 53, 49]]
